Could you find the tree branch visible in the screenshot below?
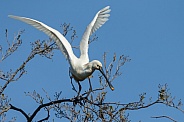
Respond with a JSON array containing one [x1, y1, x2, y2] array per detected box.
[[10, 104, 29, 120], [151, 115, 177, 122], [0, 40, 58, 95], [29, 98, 72, 121], [0, 106, 10, 115], [37, 108, 50, 122]]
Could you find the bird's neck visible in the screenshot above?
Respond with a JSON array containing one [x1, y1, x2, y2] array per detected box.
[[83, 62, 95, 74]]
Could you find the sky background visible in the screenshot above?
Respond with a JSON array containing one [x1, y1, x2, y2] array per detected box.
[[1, 0, 184, 121]]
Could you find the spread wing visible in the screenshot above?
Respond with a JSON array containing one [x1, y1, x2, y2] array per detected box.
[[80, 6, 111, 59], [8, 15, 77, 63]]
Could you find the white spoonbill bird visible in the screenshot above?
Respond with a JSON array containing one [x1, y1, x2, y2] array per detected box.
[[8, 6, 114, 92]]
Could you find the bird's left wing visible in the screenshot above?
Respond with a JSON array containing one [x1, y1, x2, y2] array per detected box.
[[80, 6, 111, 59], [8, 15, 77, 62]]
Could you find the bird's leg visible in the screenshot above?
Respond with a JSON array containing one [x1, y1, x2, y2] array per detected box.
[[77, 81, 82, 98], [69, 69, 82, 98], [70, 77, 77, 93], [88, 78, 92, 93], [86, 78, 93, 97], [69, 69, 77, 92]]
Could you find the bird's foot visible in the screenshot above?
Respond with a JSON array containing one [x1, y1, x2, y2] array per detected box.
[[72, 94, 83, 106]]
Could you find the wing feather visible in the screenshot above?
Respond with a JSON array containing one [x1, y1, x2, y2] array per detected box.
[[80, 6, 111, 59], [90, 6, 111, 35], [8, 15, 77, 62]]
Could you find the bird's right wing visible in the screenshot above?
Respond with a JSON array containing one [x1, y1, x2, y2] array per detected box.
[[80, 6, 111, 59], [8, 15, 77, 62]]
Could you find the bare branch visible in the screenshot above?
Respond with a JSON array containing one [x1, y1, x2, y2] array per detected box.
[[37, 108, 50, 122], [0, 37, 60, 95], [9, 104, 29, 120], [0, 29, 23, 62], [151, 115, 177, 122], [29, 98, 73, 121], [0, 106, 10, 115]]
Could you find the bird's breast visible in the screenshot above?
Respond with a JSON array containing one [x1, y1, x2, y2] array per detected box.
[[70, 66, 93, 81]]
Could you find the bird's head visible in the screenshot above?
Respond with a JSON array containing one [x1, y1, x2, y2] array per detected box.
[[91, 60, 114, 91], [91, 60, 103, 70]]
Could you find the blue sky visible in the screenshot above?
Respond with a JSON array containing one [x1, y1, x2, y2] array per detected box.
[[1, 0, 184, 121]]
